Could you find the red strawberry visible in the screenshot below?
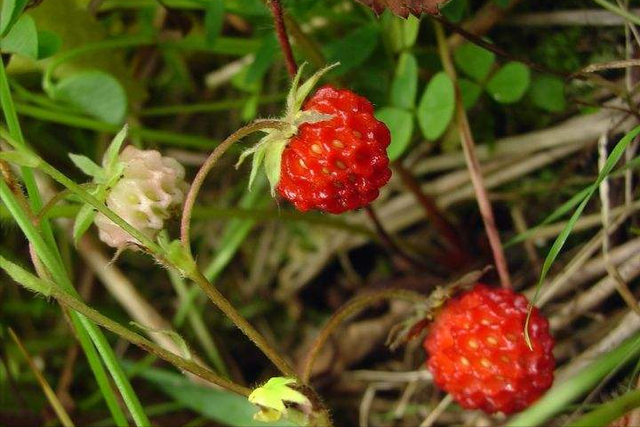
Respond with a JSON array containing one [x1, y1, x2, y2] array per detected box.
[[238, 64, 391, 214], [277, 86, 391, 214], [423, 284, 555, 415]]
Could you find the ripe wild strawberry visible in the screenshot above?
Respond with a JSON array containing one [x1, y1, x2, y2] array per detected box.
[[423, 284, 555, 415], [278, 86, 391, 213], [237, 64, 391, 214]]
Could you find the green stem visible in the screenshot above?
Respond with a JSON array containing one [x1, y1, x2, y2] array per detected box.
[[300, 289, 430, 383], [188, 269, 297, 378], [0, 179, 147, 426], [180, 119, 285, 255], [590, 0, 640, 26], [14, 103, 221, 150], [0, 255, 251, 397]]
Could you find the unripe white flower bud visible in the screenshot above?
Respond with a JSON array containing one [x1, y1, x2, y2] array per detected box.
[[95, 146, 188, 248]]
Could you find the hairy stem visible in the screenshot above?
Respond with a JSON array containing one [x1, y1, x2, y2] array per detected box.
[[180, 119, 285, 254], [268, 0, 298, 77], [300, 289, 430, 383], [434, 21, 512, 289]]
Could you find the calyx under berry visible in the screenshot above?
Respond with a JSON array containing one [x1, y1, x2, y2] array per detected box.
[[236, 63, 339, 194]]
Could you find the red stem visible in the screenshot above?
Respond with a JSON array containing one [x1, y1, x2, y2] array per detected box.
[[269, 0, 298, 78]]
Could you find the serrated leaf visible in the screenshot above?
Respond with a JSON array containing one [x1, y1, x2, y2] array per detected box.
[[73, 203, 97, 245], [324, 23, 379, 75], [248, 377, 310, 421], [486, 62, 530, 104], [69, 153, 104, 179], [454, 42, 495, 82], [0, 150, 41, 167], [530, 75, 566, 112], [459, 78, 482, 109], [1, 14, 38, 59], [376, 107, 414, 161], [417, 72, 455, 141], [205, 0, 225, 47], [103, 124, 129, 171], [49, 70, 128, 125], [390, 52, 418, 110], [354, 0, 448, 17], [0, 0, 29, 36], [37, 30, 61, 59]]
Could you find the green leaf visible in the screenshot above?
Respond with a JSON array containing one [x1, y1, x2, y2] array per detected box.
[[324, 23, 379, 75], [376, 107, 414, 161], [69, 153, 104, 179], [0, 0, 29, 36], [390, 52, 418, 110], [0, 14, 38, 59], [48, 71, 128, 125], [441, 0, 468, 23], [244, 34, 278, 85], [37, 30, 62, 59], [0, 255, 52, 296], [486, 62, 530, 104], [402, 15, 420, 49], [72, 203, 96, 245], [103, 124, 129, 171], [134, 365, 286, 427], [417, 72, 455, 141], [454, 42, 495, 82], [530, 75, 566, 112], [459, 78, 482, 109], [248, 377, 310, 422], [0, 150, 41, 168], [205, 0, 225, 47]]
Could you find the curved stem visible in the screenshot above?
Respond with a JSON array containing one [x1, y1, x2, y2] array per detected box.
[[300, 289, 430, 383], [180, 119, 285, 255], [188, 269, 297, 378]]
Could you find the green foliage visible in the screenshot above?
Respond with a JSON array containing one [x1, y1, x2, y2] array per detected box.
[[530, 75, 566, 112], [324, 24, 379, 75], [0, 0, 29, 36], [377, 106, 414, 161], [249, 377, 310, 422], [486, 62, 530, 104], [454, 42, 495, 83], [47, 71, 128, 124], [417, 72, 455, 141], [441, 0, 467, 23], [1, 15, 38, 59], [390, 52, 418, 109], [205, 0, 225, 46]]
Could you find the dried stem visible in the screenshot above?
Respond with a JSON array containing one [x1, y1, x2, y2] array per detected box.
[[268, 0, 298, 78], [393, 160, 468, 266], [364, 205, 427, 271], [300, 288, 430, 383], [180, 119, 285, 254], [434, 21, 512, 289]]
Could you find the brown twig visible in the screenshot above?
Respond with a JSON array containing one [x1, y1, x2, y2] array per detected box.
[[434, 21, 512, 289], [268, 0, 298, 78], [364, 205, 427, 271], [393, 160, 468, 266]]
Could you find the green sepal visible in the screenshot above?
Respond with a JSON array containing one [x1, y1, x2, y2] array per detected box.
[[157, 232, 197, 277], [69, 153, 105, 181], [248, 377, 311, 422], [263, 138, 288, 196], [103, 124, 129, 172], [72, 203, 97, 245]]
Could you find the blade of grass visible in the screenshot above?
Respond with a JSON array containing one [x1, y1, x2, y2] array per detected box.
[[526, 125, 640, 345], [567, 389, 640, 427], [0, 60, 131, 427], [506, 333, 640, 426], [8, 328, 76, 427]]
